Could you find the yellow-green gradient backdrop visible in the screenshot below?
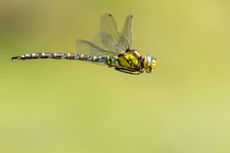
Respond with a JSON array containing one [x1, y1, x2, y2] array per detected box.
[[1, 0, 230, 153]]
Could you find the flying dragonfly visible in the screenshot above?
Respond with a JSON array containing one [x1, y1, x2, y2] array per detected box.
[[12, 13, 157, 75]]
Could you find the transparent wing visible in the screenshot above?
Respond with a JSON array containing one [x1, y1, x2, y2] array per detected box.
[[75, 39, 116, 56], [75, 14, 134, 55], [120, 15, 133, 49], [94, 14, 133, 52], [94, 32, 126, 52], [93, 13, 123, 52], [100, 13, 120, 42]]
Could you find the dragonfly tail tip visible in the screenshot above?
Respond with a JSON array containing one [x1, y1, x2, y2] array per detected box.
[[11, 56, 19, 60]]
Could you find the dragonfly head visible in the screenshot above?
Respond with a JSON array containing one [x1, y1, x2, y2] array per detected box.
[[143, 55, 157, 73]]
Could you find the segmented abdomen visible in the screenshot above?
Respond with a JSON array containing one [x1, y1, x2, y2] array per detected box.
[[12, 52, 116, 66], [12, 52, 75, 60]]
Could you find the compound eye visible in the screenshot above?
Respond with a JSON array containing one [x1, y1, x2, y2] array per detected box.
[[146, 56, 152, 65]]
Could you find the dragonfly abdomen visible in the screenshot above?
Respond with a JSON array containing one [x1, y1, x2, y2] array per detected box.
[[12, 52, 75, 60], [12, 52, 116, 66]]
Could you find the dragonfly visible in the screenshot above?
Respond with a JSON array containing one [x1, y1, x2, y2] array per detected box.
[[12, 13, 157, 75]]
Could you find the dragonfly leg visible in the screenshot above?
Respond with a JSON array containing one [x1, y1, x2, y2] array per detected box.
[[115, 67, 142, 75]]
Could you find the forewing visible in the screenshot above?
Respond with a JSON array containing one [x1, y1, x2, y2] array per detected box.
[[100, 13, 120, 41], [94, 13, 126, 52], [120, 15, 133, 49], [97, 14, 133, 51], [76, 14, 134, 56], [94, 32, 126, 52]]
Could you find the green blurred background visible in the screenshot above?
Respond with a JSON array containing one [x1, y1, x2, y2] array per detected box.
[[1, 0, 230, 153]]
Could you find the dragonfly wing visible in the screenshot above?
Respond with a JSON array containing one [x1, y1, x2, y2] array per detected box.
[[100, 13, 120, 42], [94, 14, 133, 52], [94, 32, 126, 52], [93, 13, 126, 52], [75, 39, 116, 56], [120, 15, 133, 49], [76, 14, 134, 56]]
